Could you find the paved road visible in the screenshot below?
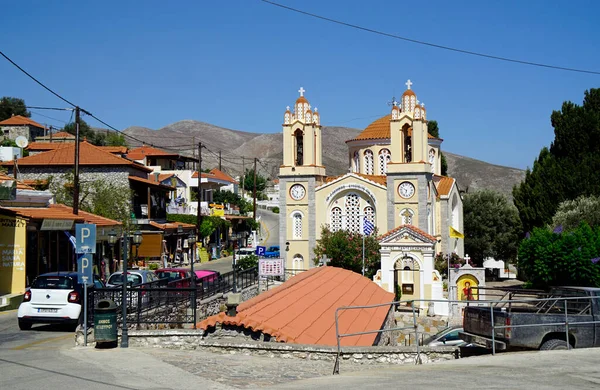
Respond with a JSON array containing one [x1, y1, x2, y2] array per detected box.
[[0, 309, 73, 350], [257, 208, 279, 247]]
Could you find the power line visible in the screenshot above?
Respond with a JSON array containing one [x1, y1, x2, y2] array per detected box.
[[260, 0, 600, 76], [0, 50, 79, 106], [26, 106, 73, 111], [29, 110, 69, 124]]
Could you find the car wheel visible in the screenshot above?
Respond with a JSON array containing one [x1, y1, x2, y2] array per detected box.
[[18, 320, 32, 331], [540, 339, 570, 350]]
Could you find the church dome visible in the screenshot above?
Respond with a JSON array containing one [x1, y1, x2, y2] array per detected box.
[[352, 115, 392, 141], [296, 96, 308, 104]]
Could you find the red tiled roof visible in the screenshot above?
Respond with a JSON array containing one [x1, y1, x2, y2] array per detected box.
[[126, 145, 179, 160], [0, 173, 34, 190], [0, 141, 152, 172], [99, 146, 128, 154], [198, 266, 394, 346], [50, 131, 75, 138], [6, 203, 121, 226], [158, 173, 174, 182], [191, 169, 237, 184], [129, 175, 175, 190], [26, 142, 71, 151], [0, 115, 44, 128], [149, 221, 195, 230], [348, 114, 436, 142], [433, 175, 455, 196], [325, 173, 387, 186], [378, 224, 437, 243]]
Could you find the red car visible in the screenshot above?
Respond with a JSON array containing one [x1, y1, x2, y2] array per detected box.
[[155, 268, 194, 288]]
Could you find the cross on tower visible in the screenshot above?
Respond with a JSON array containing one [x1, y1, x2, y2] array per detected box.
[[388, 96, 399, 107], [298, 87, 305, 97], [405, 79, 413, 90]]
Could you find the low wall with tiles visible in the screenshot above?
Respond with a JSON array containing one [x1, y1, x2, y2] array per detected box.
[[125, 329, 458, 366]]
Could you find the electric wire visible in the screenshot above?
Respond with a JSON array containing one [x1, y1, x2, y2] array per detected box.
[[260, 0, 600, 75]]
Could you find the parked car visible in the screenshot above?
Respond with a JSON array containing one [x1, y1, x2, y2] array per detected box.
[[155, 268, 194, 288], [194, 270, 221, 292], [263, 246, 280, 258], [236, 248, 256, 260], [460, 286, 600, 351], [17, 272, 104, 331], [106, 270, 158, 287], [421, 326, 467, 347]]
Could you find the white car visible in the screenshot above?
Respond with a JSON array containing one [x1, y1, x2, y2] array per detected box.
[[17, 272, 104, 331]]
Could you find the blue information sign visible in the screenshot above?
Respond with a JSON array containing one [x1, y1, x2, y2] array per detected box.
[[256, 246, 266, 256], [77, 253, 94, 284]]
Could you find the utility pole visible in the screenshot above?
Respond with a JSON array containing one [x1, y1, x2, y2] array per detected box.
[[192, 136, 196, 171], [197, 141, 203, 242], [253, 157, 257, 222], [219, 150, 222, 171], [73, 106, 81, 215], [241, 157, 245, 199]]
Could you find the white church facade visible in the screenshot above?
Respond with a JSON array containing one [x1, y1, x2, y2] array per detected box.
[[278, 82, 464, 309]]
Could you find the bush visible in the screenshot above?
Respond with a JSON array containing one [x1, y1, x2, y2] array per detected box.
[[272, 207, 280, 214], [235, 254, 259, 271], [148, 263, 159, 270]]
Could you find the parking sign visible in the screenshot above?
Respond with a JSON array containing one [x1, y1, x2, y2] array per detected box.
[[77, 253, 94, 284], [256, 246, 266, 256], [75, 223, 96, 254]]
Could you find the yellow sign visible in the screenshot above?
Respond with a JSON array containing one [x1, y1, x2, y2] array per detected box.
[[199, 247, 209, 263], [449, 226, 464, 239], [211, 208, 225, 217], [0, 215, 27, 294]]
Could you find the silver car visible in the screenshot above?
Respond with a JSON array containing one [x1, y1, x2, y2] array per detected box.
[[421, 326, 467, 347]]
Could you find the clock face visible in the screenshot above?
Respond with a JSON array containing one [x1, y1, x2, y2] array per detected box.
[[398, 182, 415, 199], [290, 184, 306, 200]]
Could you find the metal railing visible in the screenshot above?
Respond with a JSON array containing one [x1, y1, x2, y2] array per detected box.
[[333, 294, 600, 375], [88, 267, 259, 328]]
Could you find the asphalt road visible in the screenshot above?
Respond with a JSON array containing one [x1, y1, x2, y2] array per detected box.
[[0, 309, 73, 350], [257, 208, 279, 247]]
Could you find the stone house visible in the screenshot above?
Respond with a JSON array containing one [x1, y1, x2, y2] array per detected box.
[[0, 115, 46, 142]]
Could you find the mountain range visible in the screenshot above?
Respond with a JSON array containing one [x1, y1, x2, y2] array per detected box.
[[122, 120, 525, 199]]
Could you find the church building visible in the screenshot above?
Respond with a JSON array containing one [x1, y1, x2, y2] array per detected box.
[[278, 82, 464, 308]]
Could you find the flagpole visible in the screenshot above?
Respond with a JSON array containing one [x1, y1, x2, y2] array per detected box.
[[362, 234, 365, 276]]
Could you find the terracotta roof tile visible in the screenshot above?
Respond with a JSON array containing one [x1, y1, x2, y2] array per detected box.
[[378, 224, 437, 243], [348, 114, 437, 142], [208, 168, 237, 184], [6, 203, 121, 226], [1, 141, 152, 172], [198, 267, 394, 347], [26, 142, 71, 151], [129, 175, 175, 190], [0, 173, 34, 190], [0, 115, 44, 128], [157, 173, 174, 182], [149, 221, 195, 230], [434, 175, 455, 196], [126, 145, 179, 160], [50, 131, 75, 138], [100, 146, 128, 154]]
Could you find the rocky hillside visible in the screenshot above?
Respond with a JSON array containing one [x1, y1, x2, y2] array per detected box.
[[122, 121, 525, 198]]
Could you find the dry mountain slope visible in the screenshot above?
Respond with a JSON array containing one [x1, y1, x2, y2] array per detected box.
[[122, 121, 524, 197]]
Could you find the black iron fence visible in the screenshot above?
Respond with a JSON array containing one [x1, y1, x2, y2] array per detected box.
[[87, 267, 258, 328]]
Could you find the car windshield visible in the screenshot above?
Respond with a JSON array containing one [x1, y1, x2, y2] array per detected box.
[[156, 271, 184, 282], [32, 276, 74, 289], [108, 273, 143, 285], [422, 327, 459, 345]]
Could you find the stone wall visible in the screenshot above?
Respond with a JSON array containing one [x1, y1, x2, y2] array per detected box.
[[395, 311, 450, 346], [1, 125, 44, 141], [16, 166, 131, 189], [125, 331, 458, 366]]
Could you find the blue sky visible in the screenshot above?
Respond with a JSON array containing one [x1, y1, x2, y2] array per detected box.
[[1, 0, 599, 169]]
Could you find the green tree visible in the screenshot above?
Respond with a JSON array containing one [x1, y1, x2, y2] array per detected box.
[[427, 120, 448, 176], [63, 119, 107, 146], [552, 195, 600, 232], [313, 226, 381, 278], [513, 89, 600, 233], [0, 97, 30, 121], [212, 189, 252, 214], [518, 223, 600, 289], [463, 190, 523, 265], [242, 168, 267, 194], [105, 132, 127, 147]]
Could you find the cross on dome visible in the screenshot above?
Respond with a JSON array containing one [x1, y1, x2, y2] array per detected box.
[[286, 106, 290, 111], [388, 96, 399, 107], [298, 87, 305, 97], [314, 107, 318, 112], [416, 99, 420, 105], [405, 79, 413, 90]]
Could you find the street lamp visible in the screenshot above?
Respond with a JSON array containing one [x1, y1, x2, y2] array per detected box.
[[108, 229, 117, 274], [121, 230, 143, 349], [188, 231, 196, 289], [133, 230, 142, 266]]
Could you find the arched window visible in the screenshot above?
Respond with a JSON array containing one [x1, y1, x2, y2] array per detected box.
[[293, 254, 304, 270], [364, 150, 374, 175], [379, 149, 391, 174], [292, 212, 302, 239], [331, 207, 342, 232], [400, 208, 414, 225], [294, 129, 303, 166], [429, 149, 435, 173], [353, 151, 359, 173], [345, 193, 360, 233], [410, 96, 416, 112]]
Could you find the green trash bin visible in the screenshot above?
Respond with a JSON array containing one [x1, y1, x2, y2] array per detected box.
[[94, 299, 118, 347]]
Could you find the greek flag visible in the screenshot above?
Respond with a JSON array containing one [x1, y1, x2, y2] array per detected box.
[[363, 218, 375, 236]]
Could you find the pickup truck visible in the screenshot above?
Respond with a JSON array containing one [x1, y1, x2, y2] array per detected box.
[[459, 286, 600, 351], [263, 246, 280, 258]]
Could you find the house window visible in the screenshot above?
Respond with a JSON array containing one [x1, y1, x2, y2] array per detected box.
[[292, 212, 302, 239], [364, 150, 374, 175], [379, 149, 391, 174], [293, 254, 304, 270], [331, 207, 342, 232]]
